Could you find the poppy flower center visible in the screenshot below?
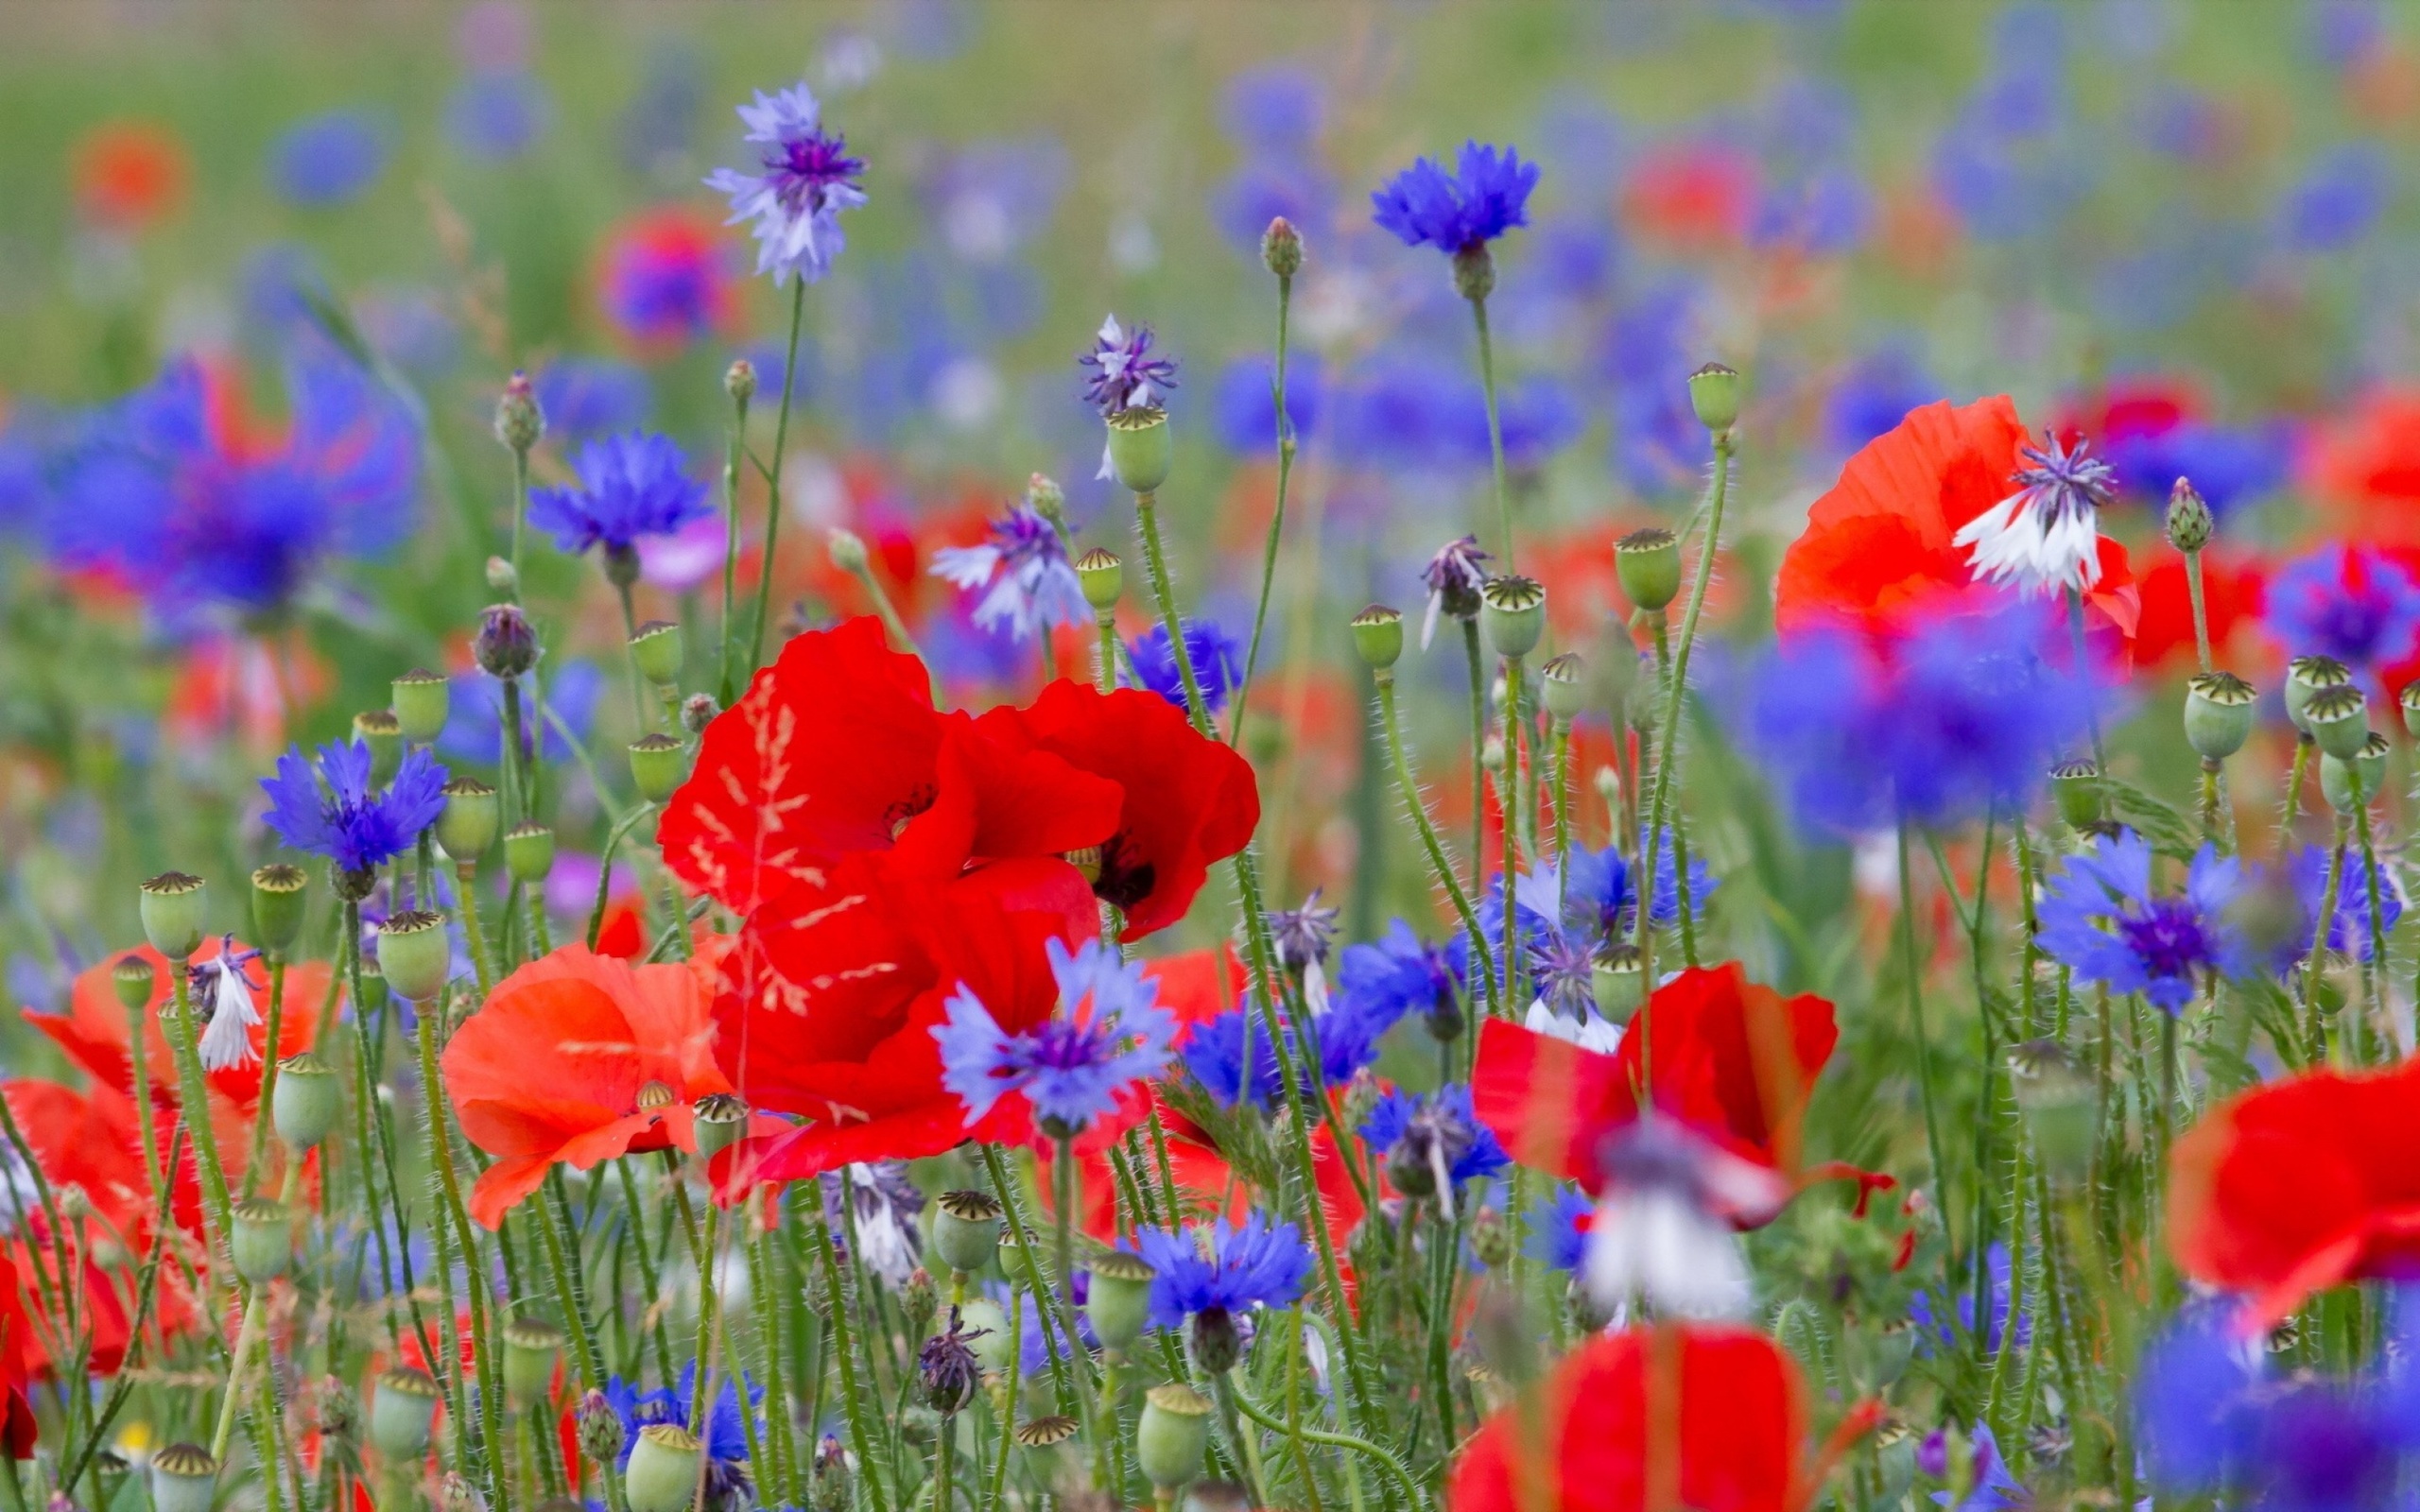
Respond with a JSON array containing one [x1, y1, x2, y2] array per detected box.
[[1090, 833, 1155, 911], [2115, 898, 2213, 982]]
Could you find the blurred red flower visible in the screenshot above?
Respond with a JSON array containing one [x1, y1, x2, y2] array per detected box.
[[2304, 387, 2420, 545], [596, 204, 739, 352], [1623, 144, 1754, 249], [25, 941, 327, 1118], [71, 120, 188, 232], [2132, 548, 2270, 673]]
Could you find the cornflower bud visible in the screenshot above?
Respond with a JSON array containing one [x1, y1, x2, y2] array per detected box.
[[724, 358, 757, 406], [683, 693, 721, 734], [1262, 215, 1304, 277], [574, 1389, 624, 1467], [475, 603, 537, 680], [2165, 477, 2213, 554], [493, 370, 544, 455]]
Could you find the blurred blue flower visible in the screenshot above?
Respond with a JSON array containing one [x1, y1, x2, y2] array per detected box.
[[1126, 619, 1241, 713], [527, 432, 712, 558], [936, 936, 1174, 1134], [1826, 345, 1935, 455], [2280, 845, 2406, 968], [1373, 142, 1539, 256], [2310, 0, 2388, 70], [1133, 1215, 1312, 1330], [1749, 164, 1871, 255], [2264, 542, 2420, 669], [1359, 1084, 1509, 1191], [1214, 352, 1323, 455], [704, 82, 868, 285], [1332, 919, 1459, 1035], [446, 74, 549, 161], [2281, 142, 2391, 251], [603, 1361, 758, 1507], [261, 740, 447, 876], [1222, 64, 1324, 157], [2037, 833, 2249, 1011], [1909, 1242, 2029, 1356], [270, 111, 388, 206], [925, 137, 1066, 265], [1528, 1186, 1592, 1272], [1214, 160, 1334, 252], [1182, 996, 1386, 1111], [2100, 421, 2288, 514], [438, 661, 603, 768], [929, 505, 1086, 643], [535, 357, 652, 438]]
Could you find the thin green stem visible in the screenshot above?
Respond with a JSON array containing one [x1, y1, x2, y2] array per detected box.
[[717, 384, 752, 703], [1231, 268, 1295, 749], [1374, 674, 1499, 1015], [812, 1211, 890, 1512], [1469, 293, 1513, 572], [748, 281, 810, 676], [1897, 821, 1953, 1261]]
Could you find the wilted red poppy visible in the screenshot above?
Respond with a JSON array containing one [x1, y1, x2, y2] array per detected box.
[[1449, 1324, 1876, 1512], [442, 946, 735, 1228], [25, 940, 328, 1116], [2168, 1060, 2420, 1332]]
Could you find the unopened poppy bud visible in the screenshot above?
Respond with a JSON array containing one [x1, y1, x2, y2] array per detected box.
[[231, 1196, 291, 1284], [475, 603, 538, 680], [1085, 1248, 1155, 1350], [370, 1367, 441, 1458], [502, 1317, 564, 1411], [486, 555, 519, 594], [2322, 732, 2391, 813], [2304, 684, 2370, 760], [574, 1389, 624, 1468], [1076, 548, 1123, 611], [826, 527, 871, 576], [631, 621, 684, 687], [273, 1051, 340, 1149], [376, 911, 451, 1003], [1541, 652, 1585, 721], [504, 822, 555, 884], [2048, 760, 2100, 831], [391, 668, 451, 745], [692, 1092, 748, 1159], [1261, 215, 1304, 278], [1186, 1304, 1243, 1374], [1592, 941, 1644, 1023], [958, 1297, 1012, 1373], [1615, 526, 1683, 613], [1026, 472, 1066, 529], [149, 1444, 219, 1512], [932, 1190, 1002, 1277], [900, 1268, 938, 1335], [724, 358, 756, 406], [1450, 242, 1495, 302], [1350, 604, 1403, 671], [1479, 575, 1546, 662], [682, 693, 721, 735], [1106, 405, 1174, 494], [2286, 655, 2353, 734], [1137, 1383, 1213, 1488], [251, 865, 308, 957], [139, 872, 206, 960], [112, 954, 155, 1012], [629, 734, 687, 803], [354, 709, 404, 786], [625, 1424, 702, 1512], [493, 371, 544, 455], [2165, 478, 2214, 554], [2184, 671, 2256, 762], [438, 778, 500, 861], [1687, 361, 1741, 433]]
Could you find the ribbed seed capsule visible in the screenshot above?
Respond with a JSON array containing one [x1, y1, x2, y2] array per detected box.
[[2183, 671, 2257, 761], [2286, 655, 2353, 733]]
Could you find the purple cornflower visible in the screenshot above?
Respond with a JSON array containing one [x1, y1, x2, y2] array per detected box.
[[1372, 142, 1539, 256], [1080, 315, 1178, 417], [1333, 919, 1460, 1037], [602, 1361, 759, 1509], [937, 936, 1174, 1136], [1265, 888, 1340, 974], [270, 111, 388, 206], [1183, 996, 1385, 1112], [1954, 430, 2118, 596], [1133, 1215, 1312, 1331], [1126, 619, 1241, 714], [2037, 832, 2247, 1012], [819, 1162, 924, 1284], [703, 82, 867, 285], [1418, 535, 1492, 650], [260, 740, 448, 878], [2282, 846, 2406, 967], [1525, 927, 1599, 1019], [1909, 1241, 2028, 1357], [527, 433, 712, 559], [1359, 1084, 1508, 1213], [928, 505, 1086, 643], [2264, 542, 2420, 671]]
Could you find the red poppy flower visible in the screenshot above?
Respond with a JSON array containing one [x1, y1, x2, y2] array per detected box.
[[442, 946, 736, 1228], [0, 1251, 33, 1455], [1622, 145, 1755, 249], [2304, 387, 2420, 544], [2134, 548, 2270, 673], [1471, 964, 1840, 1197], [1449, 1324, 1876, 1512], [2168, 1060, 2420, 1332], [1775, 396, 2139, 648], [71, 120, 189, 232], [595, 204, 739, 352]]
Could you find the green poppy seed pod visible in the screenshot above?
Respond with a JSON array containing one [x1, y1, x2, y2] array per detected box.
[[692, 1092, 749, 1160], [1136, 1383, 1214, 1489], [1186, 1305, 1243, 1374], [376, 911, 452, 1003], [2286, 655, 2354, 734], [931, 1190, 1003, 1277], [502, 1317, 565, 1411], [273, 1051, 340, 1149], [493, 370, 544, 455], [231, 1196, 292, 1285], [625, 1424, 703, 1512], [148, 1444, 219, 1512], [629, 734, 688, 804], [958, 1297, 1012, 1373], [438, 778, 500, 862], [392, 668, 451, 745], [1261, 215, 1304, 278], [630, 621, 685, 687], [504, 822, 556, 885], [1687, 361, 1741, 433], [1450, 242, 1495, 302], [112, 954, 155, 1012], [2321, 733, 2392, 813], [369, 1367, 441, 1458], [2303, 684, 2370, 760], [139, 872, 207, 960], [724, 358, 757, 406], [1075, 547, 1123, 611], [1541, 652, 1586, 722], [575, 1389, 625, 1467], [1084, 1248, 1156, 1351], [355, 956, 391, 1017], [354, 710, 404, 787], [1615, 526, 1682, 613], [1105, 405, 1173, 494], [1350, 604, 1403, 671], [1591, 942, 1645, 1025], [1015, 1416, 1079, 1451], [2184, 671, 2257, 762], [1479, 575, 1547, 662], [251, 864, 308, 957], [2048, 761, 2100, 831], [2165, 478, 2214, 555]]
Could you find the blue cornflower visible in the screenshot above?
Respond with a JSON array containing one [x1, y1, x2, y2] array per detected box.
[[1333, 920, 1460, 1037], [704, 82, 867, 285], [2284, 846, 2407, 968], [1080, 315, 1178, 418], [1825, 345, 1934, 455], [1527, 1186, 1592, 1273], [535, 358, 652, 438], [1214, 352, 1323, 455], [437, 662, 604, 769], [929, 505, 1086, 644], [1909, 1242, 2029, 1358], [1182, 996, 1385, 1112], [2099, 421, 2288, 515], [1529, 838, 1713, 943], [987, 1275, 1100, 1375], [1126, 619, 1241, 714], [603, 1361, 759, 1507], [1372, 142, 1539, 257], [2264, 542, 2420, 671], [1358, 1084, 1508, 1208], [446, 74, 549, 162], [527, 432, 712, 560], [1133, 1215, 1312, 1331], [2281, 141, 2391, 252], [937, 936, 1174, 1136], [2037, 832, 2247, 1012], [260, 740, 447, 879], [270, 111, 388, 206]]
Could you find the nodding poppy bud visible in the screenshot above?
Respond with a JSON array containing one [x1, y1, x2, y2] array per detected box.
[[1451, 242, 1495, 302], [475, 603, 538, 680], [2304, 683, 2370, 760], [251, 864, 308, 957], [376, 911, 451, 1003], [1026, 472, 1067, 529], [625, 1424, 702, 1512], [2165, 477, 2214, 554], [629, 733, 687, 803], [724, 358, 757, 406], [354, 710, 403, 786], [1616, 526, 1683, 613], [1187, 1304, 1243, 1375], [916, 1314, 980, 1414], [1262, 215, 1304, 278], [139, 872, 206, 960], [392, 668, 451, 745], [901, 1267, 938, 1335], [2286, 655, 2353, 734], [1076, 548, 1123, 611], [1592, 941, 1645, 1023], [692, 1092, 748, 1159], [631, 621, 684, 687], [1687, 361, 1741, 433], [931, 1190, 1002, 1277], [1479, 575, 1547, 662], [957, 1297, 1012, 1373], [683, 693, 720, 735], [231, 1196, 292, 1285], [149, 1445, 219, 1512], [1541, 652, 1586, 721], [1085, 1249, 1156, 1351], [2049, 760, 2100, 831], [1136, 1383, 1213, 1488], [1106, 405, 1174, 494], [2184, 671, 2257, 762], [369, 1367, 441, 1458], [504, 822, 555, 884], [112, 954, 155, 1013], [502, 1317, 564, 1411], [2322, 732, 2392, 813], [438, 778, 499, 861], [1350, 604, 1403, 671], [493, 371, 544, 455], [575, 1389, 625, 1468], [273, 1051, 340, 1149]]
